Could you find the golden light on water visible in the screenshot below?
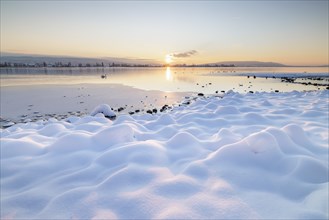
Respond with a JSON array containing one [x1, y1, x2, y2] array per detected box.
[[165, 67, 173, 81]]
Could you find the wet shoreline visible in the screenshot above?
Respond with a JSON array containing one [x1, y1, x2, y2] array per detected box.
[[1, 75, 328, 129]]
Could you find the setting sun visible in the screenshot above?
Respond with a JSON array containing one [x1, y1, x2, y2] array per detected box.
[[165, 54, 172, 64]]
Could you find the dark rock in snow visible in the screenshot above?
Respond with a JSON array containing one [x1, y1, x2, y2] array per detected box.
[[160, 104, 169, 112]]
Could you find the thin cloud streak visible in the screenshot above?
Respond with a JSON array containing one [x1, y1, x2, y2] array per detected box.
[[171, 50, 198, 58]]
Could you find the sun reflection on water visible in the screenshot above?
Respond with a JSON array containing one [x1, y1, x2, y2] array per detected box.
[[166, 67, 173, 81]]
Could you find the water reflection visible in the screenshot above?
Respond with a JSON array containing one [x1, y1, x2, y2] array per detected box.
[[166, 67, 173, 81], [1, 67, 328, 93]]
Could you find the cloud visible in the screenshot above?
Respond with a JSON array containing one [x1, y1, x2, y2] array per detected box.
[[171, 50, 198, 58]]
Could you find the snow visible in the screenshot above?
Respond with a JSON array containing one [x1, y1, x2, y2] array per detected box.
[[1, 90, 328, 219], [90, 104, 116, 119]]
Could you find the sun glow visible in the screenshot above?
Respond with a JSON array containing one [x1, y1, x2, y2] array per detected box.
[[165, 54, 172, 64], [165, 67, 173, 81]]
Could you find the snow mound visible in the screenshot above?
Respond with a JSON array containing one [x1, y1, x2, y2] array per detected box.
[[90, 104, 116, 119], [1, 90, 328, 219]]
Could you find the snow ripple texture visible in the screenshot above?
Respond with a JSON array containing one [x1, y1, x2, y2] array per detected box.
[[1, 91, 328, 219]]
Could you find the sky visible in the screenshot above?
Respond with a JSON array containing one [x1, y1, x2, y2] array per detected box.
[[1, 1, 328, 66]]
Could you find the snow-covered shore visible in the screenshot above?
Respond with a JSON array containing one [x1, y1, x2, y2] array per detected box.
[[1, 90, 328, 219]]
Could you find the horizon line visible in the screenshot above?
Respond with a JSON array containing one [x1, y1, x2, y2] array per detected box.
[[1, 51, 328, 67]]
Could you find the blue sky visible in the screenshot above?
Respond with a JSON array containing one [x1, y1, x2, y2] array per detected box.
[[1, 1, 328, 65]]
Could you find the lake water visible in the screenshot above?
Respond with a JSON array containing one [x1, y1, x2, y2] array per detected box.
[[1, 66, 328, 93], [1, 66, 328, 125]]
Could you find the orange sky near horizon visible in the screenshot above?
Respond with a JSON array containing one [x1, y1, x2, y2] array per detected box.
[[1, 1, 328, 66]]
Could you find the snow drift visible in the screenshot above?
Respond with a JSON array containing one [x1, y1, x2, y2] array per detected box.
[[1, 91, 328, 219]]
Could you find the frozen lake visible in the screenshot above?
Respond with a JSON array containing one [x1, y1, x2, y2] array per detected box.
[[1, 66, 328, 124], [1, 66, 328, 93]]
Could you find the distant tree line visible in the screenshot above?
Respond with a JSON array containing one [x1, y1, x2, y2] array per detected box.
[[170, 64, 235, 67], [0, 62, 162, 68], [0, 62, 235, 68]]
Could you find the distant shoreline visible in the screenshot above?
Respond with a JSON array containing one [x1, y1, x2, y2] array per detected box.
[[1, 53, 328, 68], [1, 65, 328, 68]]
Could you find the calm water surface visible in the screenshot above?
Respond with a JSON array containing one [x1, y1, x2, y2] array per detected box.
[[1, 67, 328, 93]]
